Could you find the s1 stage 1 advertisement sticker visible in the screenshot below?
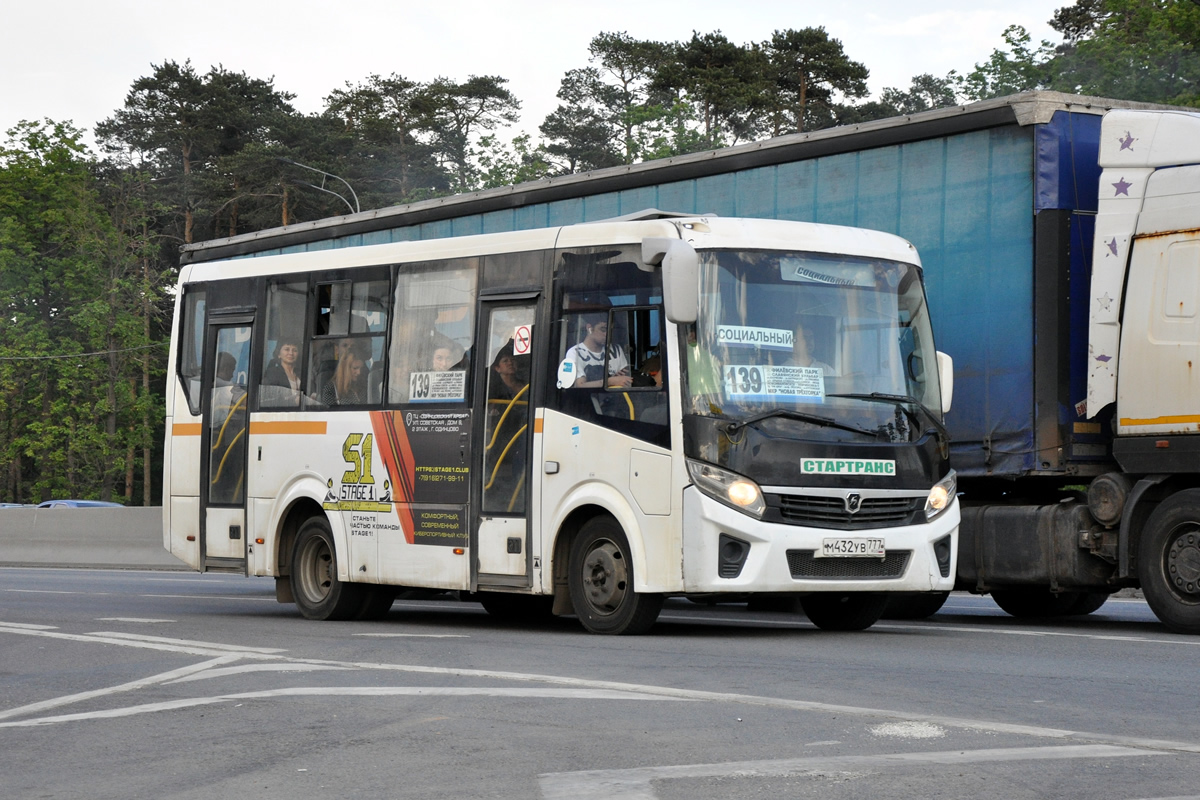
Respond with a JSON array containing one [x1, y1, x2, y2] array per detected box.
[[322, 410, 471, 547]]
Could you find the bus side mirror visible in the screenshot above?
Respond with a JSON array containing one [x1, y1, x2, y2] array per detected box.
[[936, 351, 953, 414], [642, 238, 698, 324]]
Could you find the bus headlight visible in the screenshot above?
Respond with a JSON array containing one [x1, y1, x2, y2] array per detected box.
[[687, 459, 766, 519], [925, 471, 957, 520]]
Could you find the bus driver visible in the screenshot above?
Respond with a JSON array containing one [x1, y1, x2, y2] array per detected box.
[[567, 316, 631, 389]]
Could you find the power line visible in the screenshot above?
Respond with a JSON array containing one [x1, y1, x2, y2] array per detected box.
[[0, 343, 166, 362]]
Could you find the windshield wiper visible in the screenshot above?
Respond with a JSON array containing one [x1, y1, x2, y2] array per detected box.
[[825, 393, 950, 443], [724, 408, 880, 438]]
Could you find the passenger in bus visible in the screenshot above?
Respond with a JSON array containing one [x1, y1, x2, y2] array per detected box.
[[314, 338, 359, 395], [634, 356, 668, 425], [487, 343, 526, 408], [566, 316, 631, 388], [484, 343, 528, 512], [430, 334, 463, 372], [790, 321, 833, 373], [263, 339, 302, 392], [320, 351, 365, 406]]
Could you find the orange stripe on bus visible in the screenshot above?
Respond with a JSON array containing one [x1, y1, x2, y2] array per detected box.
[[249, 421, 329, 435], [172, 423, 202, 436], [534, 418, 544, 434]]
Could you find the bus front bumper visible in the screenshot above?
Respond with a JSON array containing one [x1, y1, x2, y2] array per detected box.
[[681, 486, 958, 594]]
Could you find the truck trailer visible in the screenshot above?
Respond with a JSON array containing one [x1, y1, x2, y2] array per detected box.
[[180, 91, 1200, 631]]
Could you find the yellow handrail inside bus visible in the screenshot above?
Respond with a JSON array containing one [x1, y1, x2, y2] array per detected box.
[[507, 474, 525, 513], [485, 383, 529, 451], [211, 427, 246, 486], [211, 392, 246, 453], [484, 424, 527, 490], [622, 391, 634, 420]]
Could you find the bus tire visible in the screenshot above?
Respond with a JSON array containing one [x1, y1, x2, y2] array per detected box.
[[1137, 490, 1200, 634], [477, 592, 555, 622], [882, 591, 950, 620], [356, 586, 397, 621], [569, 516, 663, 635], [291, 516, 365, 621], [800, 592, 888, 631]]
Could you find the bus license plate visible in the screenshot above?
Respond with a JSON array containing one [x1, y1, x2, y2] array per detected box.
[[820, 538, 885, 557]]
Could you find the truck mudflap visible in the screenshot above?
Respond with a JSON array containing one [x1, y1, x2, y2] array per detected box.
[[957, 502, 1117, 592]]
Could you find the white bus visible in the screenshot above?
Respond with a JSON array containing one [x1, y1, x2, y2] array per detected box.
[[164, 213, 958, 634]]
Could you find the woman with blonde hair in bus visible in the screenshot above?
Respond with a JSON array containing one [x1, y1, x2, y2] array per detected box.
[[320, 350, 365, 406]]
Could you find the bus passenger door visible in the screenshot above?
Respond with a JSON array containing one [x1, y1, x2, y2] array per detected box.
[[473, 298, 538, 586], [200, 316, 253, 572]]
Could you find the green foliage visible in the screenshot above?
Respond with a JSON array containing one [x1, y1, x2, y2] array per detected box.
[[1048, 0, 1200, 107], [0, 121, 160, 503], [957, 25, 1057, 100]]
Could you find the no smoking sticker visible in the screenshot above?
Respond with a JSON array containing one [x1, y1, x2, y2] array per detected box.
[[513, 324, 532, 355]]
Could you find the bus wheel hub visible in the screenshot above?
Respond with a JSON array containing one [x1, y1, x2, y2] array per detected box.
[[583, 542, 626, 610]]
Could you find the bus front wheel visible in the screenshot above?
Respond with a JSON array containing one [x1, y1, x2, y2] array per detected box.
[[569, 516, 663, 635], [800, 592, 888, 631], [291, 516, 365, 620]]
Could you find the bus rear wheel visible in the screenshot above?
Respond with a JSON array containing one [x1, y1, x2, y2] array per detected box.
[[800, 592, 888, 631], [291, 516, 365, 620], [569, 516, 663, 635]]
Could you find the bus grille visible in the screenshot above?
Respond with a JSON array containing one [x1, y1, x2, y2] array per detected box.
[[786, 550, 912, 580], [770, 494, 922, 529]]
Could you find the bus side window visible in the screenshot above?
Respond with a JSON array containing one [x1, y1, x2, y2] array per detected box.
[[259, 279, 307, 409], [387, 262, 477, 405], [308, 277, 389, 408], [178, 288, 206, 416]]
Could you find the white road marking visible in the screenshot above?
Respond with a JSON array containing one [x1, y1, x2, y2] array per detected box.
[[537, 744, 1172, 800], [870, 721, 946, 739], [352, 633, 469, 638], [657, 610, 1198, 648], [96, 618, 175, 623], [6, 589, 101, 595], [139, 593, 276, 602], [0, 687, 689, 728], [3, 624, 1200, 758], [0, 621, 57, 630], [0, 655, 241, 722], [88, 632, 285, 654], [166, 663, 354, 684], [0, 625, 254, 657]]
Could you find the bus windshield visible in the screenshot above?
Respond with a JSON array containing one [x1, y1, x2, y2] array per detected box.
[[682, 249, 942, 442]]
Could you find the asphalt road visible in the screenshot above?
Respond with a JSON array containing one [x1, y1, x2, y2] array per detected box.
[[2, 568, 1198, 800]]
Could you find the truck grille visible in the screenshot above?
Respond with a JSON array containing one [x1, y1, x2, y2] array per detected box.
[[787, 549, 912, 579], [770, 494, 922, 529]]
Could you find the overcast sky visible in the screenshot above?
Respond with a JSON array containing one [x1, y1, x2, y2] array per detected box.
[[3, 0, 1065, 146]]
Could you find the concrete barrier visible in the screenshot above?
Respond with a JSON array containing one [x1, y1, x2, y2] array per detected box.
[[0, 507, 187, 570]]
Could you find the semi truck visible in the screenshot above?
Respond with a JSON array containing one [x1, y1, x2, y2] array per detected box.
[[953, 105, 1200, 633], [181, 91, 1200, 631]]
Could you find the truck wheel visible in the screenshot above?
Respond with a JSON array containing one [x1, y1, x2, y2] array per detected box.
[[800, 593, 889, 630], [1066, 592, 1110, 616], [1137, 490, 1200, 634], [291, 516, 365, 620], [990, 588, 1080, 618], [882, 591, 950, 620], [569, 516, 663, 635]]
